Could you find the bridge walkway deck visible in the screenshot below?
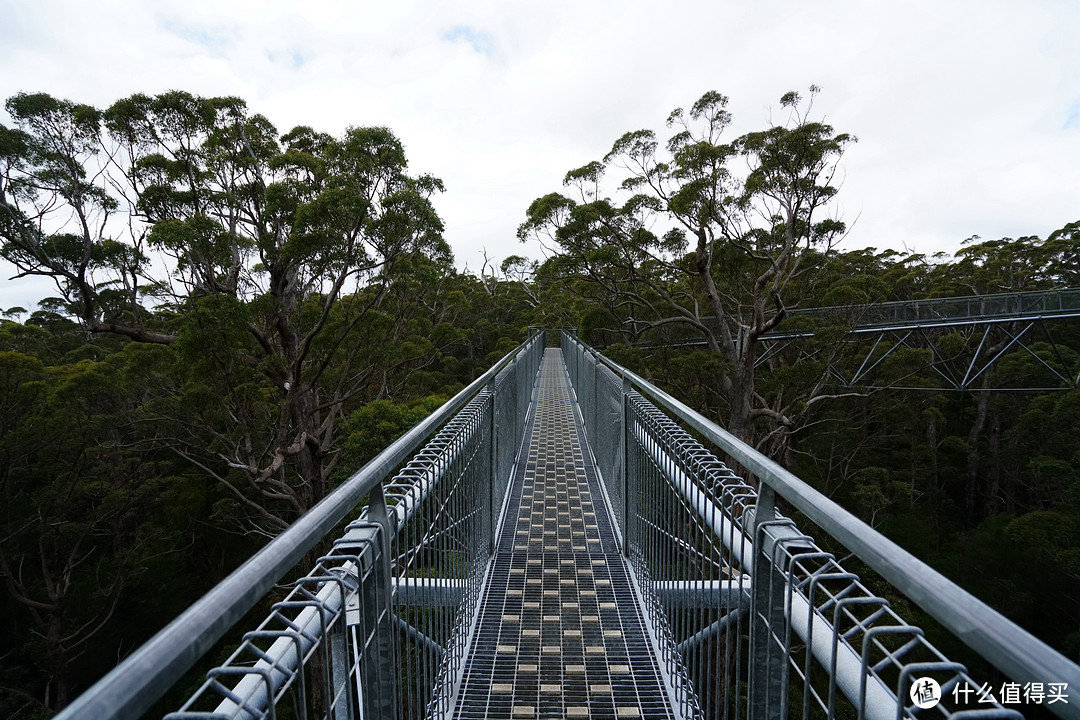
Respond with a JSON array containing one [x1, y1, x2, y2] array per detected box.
[[451, 348, 676, 720]]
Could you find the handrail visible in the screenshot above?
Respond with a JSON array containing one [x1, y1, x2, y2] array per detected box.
[[566, 332, 1080, 720], [56, 332, 544, 720], [780, 286, 1080, 327], [763, 286, 1080, 339], [604, 288, 1080, 346]]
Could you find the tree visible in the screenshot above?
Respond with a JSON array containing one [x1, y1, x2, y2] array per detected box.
[[0, 343, 195, 713], [0, 91, 450, 535], [519, 88, 854, 449]]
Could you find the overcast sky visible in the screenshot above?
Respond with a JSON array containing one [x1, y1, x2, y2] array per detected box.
[[2, 0, 1078, 311]]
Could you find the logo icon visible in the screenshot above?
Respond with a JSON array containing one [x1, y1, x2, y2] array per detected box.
[[910, 677, 942, 709]]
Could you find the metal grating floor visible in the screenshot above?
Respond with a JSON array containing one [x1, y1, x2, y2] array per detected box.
[[452, 349, 676, 719]]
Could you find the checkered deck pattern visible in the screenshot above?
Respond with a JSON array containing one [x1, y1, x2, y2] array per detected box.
[[452, 349, 675, 719]]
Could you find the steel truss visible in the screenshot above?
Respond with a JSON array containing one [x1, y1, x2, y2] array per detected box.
[[621, 288, 1080, 391]]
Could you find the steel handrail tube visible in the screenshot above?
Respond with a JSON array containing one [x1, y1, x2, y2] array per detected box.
[[781, 287, 1080, 326], [57, 333, 543, 720], [633, 420, 899, 719], [201, 394, 491, 718], [567, 333, 1080, 717], [667, 288, 1080, 342], [201, 553, 363, 720]]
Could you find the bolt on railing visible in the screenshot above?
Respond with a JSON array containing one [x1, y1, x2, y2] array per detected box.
[[562, 331, 1080, 720], [56, 331, 545, 720]]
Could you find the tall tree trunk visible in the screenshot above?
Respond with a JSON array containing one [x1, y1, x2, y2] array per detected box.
[[986, 418, 1001, 514], [47, 610, 71, 711], [926, 409, 939, 494], [725, 348, 758, 480], [727, 368, 754, 446], [965, 389, 991, 525]]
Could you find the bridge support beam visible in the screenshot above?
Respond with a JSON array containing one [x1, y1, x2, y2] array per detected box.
[[676, 608, 743, 657], [651, 580, 750, 609]]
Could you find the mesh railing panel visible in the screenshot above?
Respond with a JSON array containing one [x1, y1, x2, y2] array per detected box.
[[562, 331, 1052, 720], [163, 334, 545, 720]]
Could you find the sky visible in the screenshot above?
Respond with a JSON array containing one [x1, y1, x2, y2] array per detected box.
[[1, 0, 1078, 311]]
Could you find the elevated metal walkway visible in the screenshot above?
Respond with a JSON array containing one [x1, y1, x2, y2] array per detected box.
[[453, 350, 675, 719], [58, 332, 1080, 720], [760, 288, 1080, 390], [762, 287, 1080, 338], [610, 288, 1080, 390]]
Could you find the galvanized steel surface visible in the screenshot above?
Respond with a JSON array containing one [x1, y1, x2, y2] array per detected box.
[[563, 331, 1079, 720], [451, 350, 678, 720]]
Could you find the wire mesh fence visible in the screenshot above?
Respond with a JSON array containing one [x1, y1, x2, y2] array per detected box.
[[163, 334, 544, 720], [562, 331, 1079, 720], [56, 328, 1080, 720], [56, 333, 544, 720]]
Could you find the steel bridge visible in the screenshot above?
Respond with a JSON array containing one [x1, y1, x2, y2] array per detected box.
[[612, 288, 1080, 391], [59, 331, 1080, 720]]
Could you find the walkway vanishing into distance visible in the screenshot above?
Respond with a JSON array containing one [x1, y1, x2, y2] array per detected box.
[[58, 333, 1080, 720], [453, 351, 674, 719]]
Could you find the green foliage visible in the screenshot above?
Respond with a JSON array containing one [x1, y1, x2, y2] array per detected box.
[[0, 334, 207, 711], [339, 395, 449, 471], [520, 87, 854, 445], [3, 85, 1079, 710], [0, 89, 544, 709]]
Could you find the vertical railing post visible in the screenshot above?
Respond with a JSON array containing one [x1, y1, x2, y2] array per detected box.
[[356, 484, 399, 720], [487, 382, 498, 554], [511, 354, 520, 473], [748, 484, 786, 720], [329, 617, 354, 720], [578, 339, 583, 393], [580, 342, 585, 401], [590, 350, 598, 439], [619, 374, 632, 556], [583, 348, 590, 429], [577, 339, 583, 396]]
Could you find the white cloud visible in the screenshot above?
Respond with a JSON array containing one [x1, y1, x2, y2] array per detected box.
[[2, 0, 1078, 310]]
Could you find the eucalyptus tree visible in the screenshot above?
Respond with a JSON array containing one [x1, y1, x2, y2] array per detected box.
[[0, 341, 198, 713], [0, 91, 450, 535], [519, 88, 854, 449]]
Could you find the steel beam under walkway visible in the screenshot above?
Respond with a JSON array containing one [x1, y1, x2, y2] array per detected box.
[[450, 349, 678, 719]]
